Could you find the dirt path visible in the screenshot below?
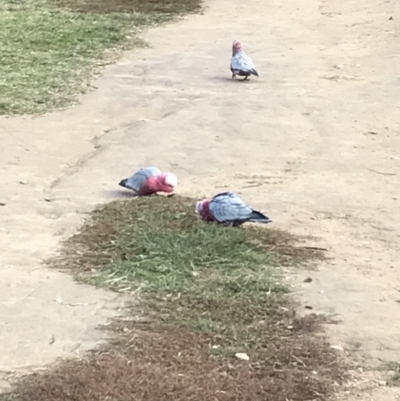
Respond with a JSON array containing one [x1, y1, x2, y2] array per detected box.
[[1, 0, 399, 398]]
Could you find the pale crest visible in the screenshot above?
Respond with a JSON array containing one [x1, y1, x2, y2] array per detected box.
[[195, 201, 203, 215], [164, 173, 178, 187]]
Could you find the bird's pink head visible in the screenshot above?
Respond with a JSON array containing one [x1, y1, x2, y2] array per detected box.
[[232, 40, 242, 54], [195, 199, 214, 222], [154, 173, 178, 193]]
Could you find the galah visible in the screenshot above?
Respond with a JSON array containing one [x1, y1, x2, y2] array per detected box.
[[196, 191, 272, 226], [119, 167, 178, 196], [230, 39, 259, 80]]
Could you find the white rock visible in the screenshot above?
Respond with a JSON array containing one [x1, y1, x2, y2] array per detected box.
[[330, 345, 344, 351], [235, 352, 250, 361]]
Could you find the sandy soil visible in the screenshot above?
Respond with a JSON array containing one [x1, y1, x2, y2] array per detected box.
[[0, 0, 399, 398]]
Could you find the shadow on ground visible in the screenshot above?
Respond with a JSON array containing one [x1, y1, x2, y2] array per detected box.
[[52, 0, 203, 14]]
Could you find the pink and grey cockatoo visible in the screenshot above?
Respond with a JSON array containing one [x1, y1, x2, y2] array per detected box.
[[119, 167, 178, 196], [230, 40, 259, 80], [196, 191, 271, 226]]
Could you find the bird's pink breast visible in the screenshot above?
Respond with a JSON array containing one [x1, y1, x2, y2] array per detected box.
[[138, 177, 158, 195], [154, 175, 174, 193], [201, 201, 215, 222], [139, 176, 173, 195]]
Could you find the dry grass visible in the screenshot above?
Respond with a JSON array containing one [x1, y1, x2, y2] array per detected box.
[[2, 314, 345, 401], [1, 196, 346, 401]]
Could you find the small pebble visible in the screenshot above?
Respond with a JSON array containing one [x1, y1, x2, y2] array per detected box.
[[235, 353, 250, 361]]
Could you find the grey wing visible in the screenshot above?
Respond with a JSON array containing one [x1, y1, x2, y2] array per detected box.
[[126, 166, 161, 192], [209, 192, 253, 223], [231, 52, 256, 73]]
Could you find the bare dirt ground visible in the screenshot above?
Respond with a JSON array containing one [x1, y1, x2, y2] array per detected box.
[[0, 0, 399, 398]]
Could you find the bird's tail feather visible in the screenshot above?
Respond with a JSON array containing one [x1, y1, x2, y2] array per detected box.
[[251, 69, 259, 77], [249, 219, 272, 224], [119, 178, 128, 188], [249, 210, 272, 224]]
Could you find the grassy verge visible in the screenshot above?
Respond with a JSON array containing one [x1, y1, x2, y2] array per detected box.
[[2, 196, 345, 401], [0, 0, 200, 116], [66, 196, 287, 351]]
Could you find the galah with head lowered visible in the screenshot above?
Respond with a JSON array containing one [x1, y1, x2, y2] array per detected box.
[[196, 191, 271, 226], [119, 167, 178, 196], [230, 40, 259, 80]]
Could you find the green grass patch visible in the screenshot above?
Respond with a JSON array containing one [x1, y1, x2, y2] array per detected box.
[[55, 195, 326, 355], [6, 196, 344, 401], [64, 196, 284, 298], [86, 199, 283, 298], [0, 0, 200, 115]]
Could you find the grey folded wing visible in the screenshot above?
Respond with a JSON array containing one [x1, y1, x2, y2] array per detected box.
[[126, 166, 161, 192], [231, 51, 256, 74], [209, 191, 254, 223]]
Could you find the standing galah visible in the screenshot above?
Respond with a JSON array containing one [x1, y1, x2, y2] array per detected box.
[[196, 191, 271, 226], [230, 40, 259, 80], [119, 167, 178, 196]]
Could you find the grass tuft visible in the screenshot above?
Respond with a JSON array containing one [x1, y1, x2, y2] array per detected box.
[[386, 362, 400, 386]]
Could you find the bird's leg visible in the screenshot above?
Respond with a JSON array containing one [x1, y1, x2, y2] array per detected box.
[[243, 76, 249, 81], [232, 74, 236, 79], [232, 221, 244, 227]]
